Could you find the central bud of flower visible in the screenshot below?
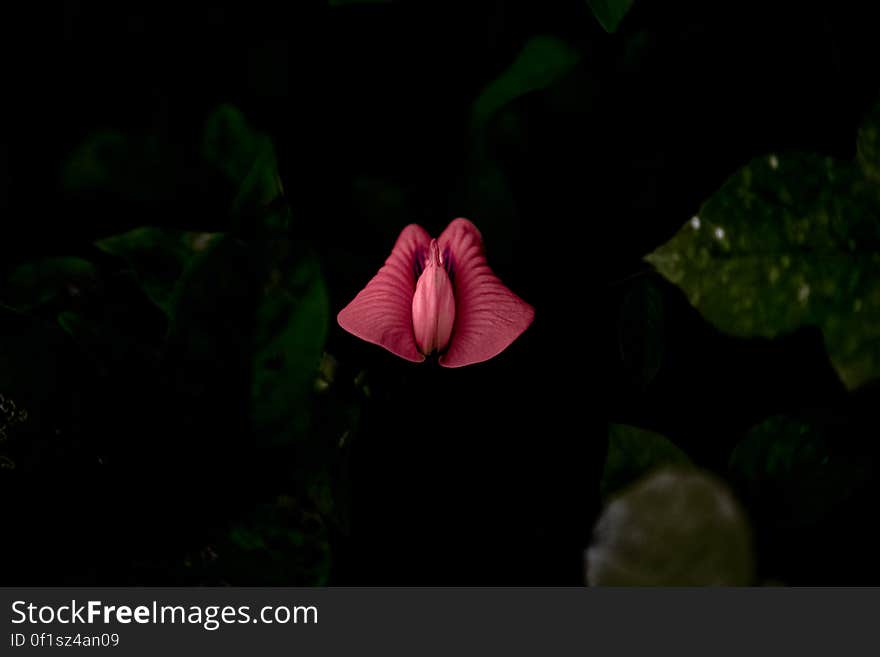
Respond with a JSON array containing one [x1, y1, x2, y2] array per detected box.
[[411, 239, 456, 355]]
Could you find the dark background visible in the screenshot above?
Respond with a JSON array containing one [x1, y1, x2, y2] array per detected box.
[[1, 0, 879, 585]]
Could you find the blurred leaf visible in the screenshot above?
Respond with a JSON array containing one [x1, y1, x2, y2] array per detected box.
[[57, 307, 160, 375], [602, 423, 690, 499], [729, 414, 875, 529], [162, 235, 256, 476], [62, 104, 282, 235], [617, 275, 664, 390], [170, 232, 329, 447], [202, 104, 283, 223], [57, 311, 95, 347], [57, 311, 116, 372], [461, 37, 579, 251], [58, 310, 124, 363], [588, 466, 754, 585], [2, 257, 97, 311], [587, 0, 635, 33], [646, 151, 880, 389], [251, 248, 329, 446], [168, 234, 253, 349], [220, 497, 331, 585], [96, 227, 222, 314], [62, 131, 180, 201], [472, 36, 581, 130]]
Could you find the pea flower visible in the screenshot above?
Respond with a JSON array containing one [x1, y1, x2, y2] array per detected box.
[[337, 218, 534, 367]]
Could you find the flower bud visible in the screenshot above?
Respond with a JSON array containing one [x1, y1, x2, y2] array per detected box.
[[411, 240, 456, 355]]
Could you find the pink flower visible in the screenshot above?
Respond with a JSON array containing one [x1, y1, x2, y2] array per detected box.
[[337, 218, 534, 367]]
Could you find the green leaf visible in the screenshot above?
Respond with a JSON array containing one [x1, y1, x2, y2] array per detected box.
[[169, 233, 329, 447], [587, 0, 635, 34], [646, 152, 880, 389], [202, 104, 283, 221], [461, 37, 579, 249], [2, 257, 97, 311], [729, 414, 875, 528], [165, 235, 256, 446], [471, 36, 581, 130], [95, 227, 222, 314], [602, 423, 690, 499], [251, 248, 329, 446]]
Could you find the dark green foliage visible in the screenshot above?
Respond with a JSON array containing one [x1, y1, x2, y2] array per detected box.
[[2, 103, 336, 584], [460, 35, 581, 260], [219, 496, 332, 585], [648, 143, 880, 389], [2, 257, 98, 312], [587, 0, 635, 33], [601, 424, 689, 500], [202, 104, 284, 226], [62, 132, 179, 202], [730, 413, 875, 529], [95, 228, 221, 314], [471, 36, 581, 130], [2, 1, 880, 586]]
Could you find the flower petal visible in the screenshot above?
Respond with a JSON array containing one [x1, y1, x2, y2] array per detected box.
[[437, 218, 534, 367], [337, 224, 431, 362]]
